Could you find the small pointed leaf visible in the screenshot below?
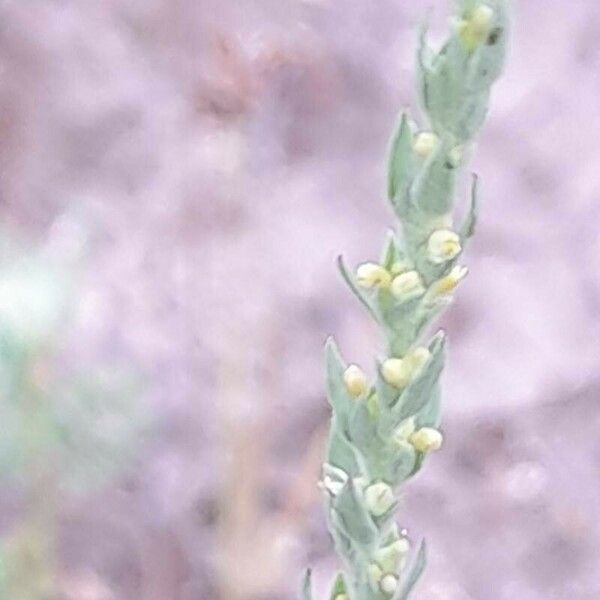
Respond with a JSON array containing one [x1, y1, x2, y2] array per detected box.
[[327, 419, 358, 476], [460, 173, 479, 239], [392, 540, 427, 600], [333, 478, 378, 546], [327, 422, 370, 479], [337, 256, 379, 321], [416, 23, 435, 116], [390, 440, 418, 484], [410, 141, 457, 215], [392, 332, 446, 424], [387, 113, 415, 214], [417, 385, 442, 430], [349, 402, 381, 457], [376, 362, 401, 409], [325, 337, 356, 425], [465, 1, 509, 91], [329, 573, 347, 600], [380, 231, 398, 271]]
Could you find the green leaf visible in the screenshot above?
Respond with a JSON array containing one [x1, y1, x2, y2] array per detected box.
[[380, 231, 399, 271], [460, 173, 479, 239], [417, 385, 442, 429], [421, 32, 498, 141], [410, 141, 457, 215], [413, 298, 448, 344], [337, 256, 379, 322], [349, 402, 381, 456], [392, 332, 446, 424], [327, 420, 371, 479], [323, 462, 350, 482], [390, 440, 418, 484], [392, 540, 427, 600], [387, 113, 415, 214], [421, 1, 507, 139], [376, 362, 401, 409], [416, 22, 435, 118], [325, 337, 355, 424], [422, 38, 469, 136], [455, 89, 490, 141], [379, 292, 423, 337], [329, 519, 355, 563], [465, 1, 509, 91], [327, 418, 359, 476], [333, 478, 378, 546], [329, 573, 347, 600], [374, 362, 401, 440]]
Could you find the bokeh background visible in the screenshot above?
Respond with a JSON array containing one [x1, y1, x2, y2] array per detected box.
[[0, 0, 599, 599]]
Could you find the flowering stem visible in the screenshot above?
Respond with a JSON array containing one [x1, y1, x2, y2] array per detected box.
[[303, 2, 509, 599]]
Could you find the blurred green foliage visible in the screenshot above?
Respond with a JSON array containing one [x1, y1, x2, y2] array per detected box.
[[0, 235, 146, 599]]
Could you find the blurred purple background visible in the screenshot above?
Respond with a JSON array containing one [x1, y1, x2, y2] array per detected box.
[[0, 0, 599, 598]]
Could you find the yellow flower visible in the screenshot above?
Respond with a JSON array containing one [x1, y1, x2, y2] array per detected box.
[[409, 347, 432, 367], [381, 358, 406, 388], [381, 347, 431, 389], [343, 364, 368, 397], [458, 4, 495, 50], [356, 262, 392, 289], [364, 482, 395, 517], [472, 5, 495, 29], [375, 537, 410, 572], [380, 574, 399, 596], [390, 270, 425, 301], [427, 229, 462, 264], [409, 427, 443, 452], [413, 131, 439, 158], [431, 265, 469, 297]]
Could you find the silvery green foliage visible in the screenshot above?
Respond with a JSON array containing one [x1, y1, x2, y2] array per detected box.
[[305, 2, 508, 599], [0, 245, 145, 492]]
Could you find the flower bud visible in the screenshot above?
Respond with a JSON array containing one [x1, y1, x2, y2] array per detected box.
[[413, 132, 439, 158], [431, 265, 469, 297], [356, 262, 392, 289], [390, 270, 425, 301], [367, 563, 383, 587], [364, 482, 395, 517], [409, 427, 443, 452], [472, 4, 495, 30], [381, 358, 407, 389], [382, 347, 430, 389], [407, 347, 431, 370], [458, 4, 495, 50], [375, 538, 410, 572], [380, 574, 399, 596], [334, 595, 348, 600], [343, 364, 368, 397], [427, 229, 462, 264]]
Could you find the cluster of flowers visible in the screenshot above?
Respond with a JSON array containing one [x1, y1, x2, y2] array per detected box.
[[306, 3, 508, 600]]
